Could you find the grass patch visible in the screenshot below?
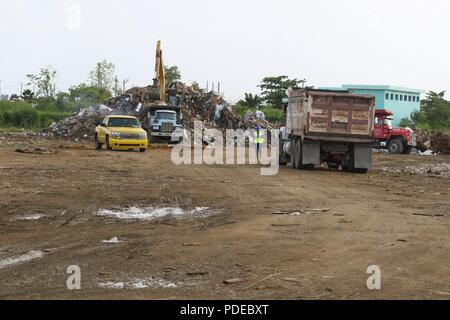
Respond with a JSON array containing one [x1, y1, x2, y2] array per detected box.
[[0, 100, 69, 131]]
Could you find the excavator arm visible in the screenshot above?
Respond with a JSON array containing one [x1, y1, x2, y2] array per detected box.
[[154, 40, 166, 102]]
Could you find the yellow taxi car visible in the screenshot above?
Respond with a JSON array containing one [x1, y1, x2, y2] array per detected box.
[[95, 116, 148, 152]]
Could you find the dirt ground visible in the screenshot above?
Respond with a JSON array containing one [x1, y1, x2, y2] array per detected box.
[[0, 137, 449, 300]]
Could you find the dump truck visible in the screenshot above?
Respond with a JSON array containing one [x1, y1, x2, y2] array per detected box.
[[148, 105, 183, 143], [374, 109, 417, 154], [279, 89, 376, 173]]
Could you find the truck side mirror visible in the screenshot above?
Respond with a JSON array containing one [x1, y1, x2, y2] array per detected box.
[[100, 123, 107, 128]]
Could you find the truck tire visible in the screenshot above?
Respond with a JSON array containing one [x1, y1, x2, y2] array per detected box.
[[388, 139, 404, 154], [279, 137, 288, 166], [95, 134, 103, 151]]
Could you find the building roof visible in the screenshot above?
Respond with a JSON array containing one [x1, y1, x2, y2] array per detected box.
[[341, 84, 425, 94]]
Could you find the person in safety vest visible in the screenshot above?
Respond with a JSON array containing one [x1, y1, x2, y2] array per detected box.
[[253, 125, 266, 160]]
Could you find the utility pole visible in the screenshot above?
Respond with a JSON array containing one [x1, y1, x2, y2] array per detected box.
[[122, 79, 129, 93], [218, 82, 221, 94]]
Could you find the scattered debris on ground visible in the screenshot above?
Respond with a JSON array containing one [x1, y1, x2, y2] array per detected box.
[[98, 277, 178, 290], [102, 237, 123, 244], [0, 251, 44, 269], [379, 162, 450, 178], [97, 206, 218, 222], [15, 147, 57, 155]]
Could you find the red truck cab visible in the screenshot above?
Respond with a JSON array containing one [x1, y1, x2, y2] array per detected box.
[[374, 109, 417, 154]]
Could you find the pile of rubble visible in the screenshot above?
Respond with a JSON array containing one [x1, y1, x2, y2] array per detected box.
[[44, 81, 275, 140], [415, 129, 450, 155], [379, 163, 450, 178], [45, 105, 112, 140], [178, 88, 273, 132]]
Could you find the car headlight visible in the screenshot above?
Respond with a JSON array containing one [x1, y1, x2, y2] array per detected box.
[[139, 132, 147, 139], [111, 132, 121, 139]]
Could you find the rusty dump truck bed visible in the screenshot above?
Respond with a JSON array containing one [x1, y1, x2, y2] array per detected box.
[[287, 89, 375, 141]]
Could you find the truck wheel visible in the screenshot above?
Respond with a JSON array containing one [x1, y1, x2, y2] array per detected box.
[[388, 139, 404, 154], [105, 136, 112, 150], [95, 134, 103, 150], [140, 148, 146, 153]]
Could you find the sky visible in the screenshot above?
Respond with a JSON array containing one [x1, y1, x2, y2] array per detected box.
[[1, 0, 450, 101]]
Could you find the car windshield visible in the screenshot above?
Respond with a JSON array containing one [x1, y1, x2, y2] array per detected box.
[[156, 113, 176, 121], [108, 118, 141, 128]]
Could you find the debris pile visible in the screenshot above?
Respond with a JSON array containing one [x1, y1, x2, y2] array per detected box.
[[44, 82, 276, 140], [415, 129, 450, 155], [431, 131, 450, 155], [45, 105, 111, 139]]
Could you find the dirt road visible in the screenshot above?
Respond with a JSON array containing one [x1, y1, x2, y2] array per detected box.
[[0, 137, 449, 300]]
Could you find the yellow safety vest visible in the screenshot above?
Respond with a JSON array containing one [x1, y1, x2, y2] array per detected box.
[[253, 131, 265, 144]]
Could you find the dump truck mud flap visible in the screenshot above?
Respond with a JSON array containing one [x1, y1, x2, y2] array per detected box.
[[354, 144, 373, 169], [302, 141, 321, 165]]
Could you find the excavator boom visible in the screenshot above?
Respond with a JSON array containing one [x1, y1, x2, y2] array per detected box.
[[154, 40, 166, 102]]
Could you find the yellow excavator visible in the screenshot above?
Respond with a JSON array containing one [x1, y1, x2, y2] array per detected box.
[[153, 40, 166, 102]]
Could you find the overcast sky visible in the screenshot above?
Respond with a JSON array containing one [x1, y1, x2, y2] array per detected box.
[[1, 0, 449, 101]]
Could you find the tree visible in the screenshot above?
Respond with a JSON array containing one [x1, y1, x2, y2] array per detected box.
[[258, 76, 301, 109], [89, 60, 115, 92], [190, 81, 201, 92], [26, 66, 57, 99], [411, 91, 450, 129], [69, 83, 112, 103], [113, 76, 123, 96], [21, 89, 35, 102], [399, 117, 414, 128], [237, 93, 263, 109], [164, 65, 181, 87]]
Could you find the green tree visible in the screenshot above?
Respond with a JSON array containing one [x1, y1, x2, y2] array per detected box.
[[69, 83, 112, 103], [399, 117, 414, 128], [411, 91, 450, 129], [258, 76, 301, 109], [89, 60, 115, 92], [26, 66, 57, 99], [21, 89, 35, 102], [164, 65, 182, 87], [237, 93, 263, 109], [190, 81, 202, 92]]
